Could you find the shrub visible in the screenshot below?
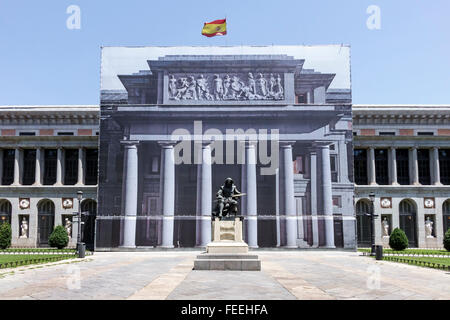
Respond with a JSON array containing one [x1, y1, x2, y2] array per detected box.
[[389, 228, 409, 250], [48, 225, 69, 249], [444, 229, 450, 252], [0, 222, 12, 249]]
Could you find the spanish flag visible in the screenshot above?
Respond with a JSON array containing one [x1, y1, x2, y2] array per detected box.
[[201, 19, 227, 37]]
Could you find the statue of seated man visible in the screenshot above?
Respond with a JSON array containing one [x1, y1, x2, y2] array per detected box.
[[213, 177, 243, 217]]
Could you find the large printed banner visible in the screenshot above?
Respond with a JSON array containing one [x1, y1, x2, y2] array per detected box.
[[97, 45, 354, 250]]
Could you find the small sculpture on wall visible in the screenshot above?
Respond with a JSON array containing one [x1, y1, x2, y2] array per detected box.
[[381, 217, 390, 237], [20, 217, 28, 239], [425, 217, 434, 238], [64, 217, 72, 238]]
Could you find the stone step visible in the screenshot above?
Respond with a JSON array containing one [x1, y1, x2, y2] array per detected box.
[[194, 258, 261, 271], [196, 254, 259, 260]]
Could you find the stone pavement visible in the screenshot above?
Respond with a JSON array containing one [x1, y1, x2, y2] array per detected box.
[[0, 250, 449, 300]]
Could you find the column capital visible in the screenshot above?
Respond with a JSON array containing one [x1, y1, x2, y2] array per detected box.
[[157, 140, 177, 148], [279, 141, 296, 148], [312, 141, 334, 149], [121, 140, 140, 148], [245, 140, 258, 148]]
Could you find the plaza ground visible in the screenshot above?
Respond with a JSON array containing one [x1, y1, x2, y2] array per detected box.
[[0, 250, 449, 300]]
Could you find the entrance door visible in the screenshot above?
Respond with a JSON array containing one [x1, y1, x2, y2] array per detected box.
[[399, 200, 417, 247], [356, 200, 371, 246], [38, 200, 55, 245], [443, 200, 450, 234], [81, 199, 97, 251], [333, 215, 344, 248]]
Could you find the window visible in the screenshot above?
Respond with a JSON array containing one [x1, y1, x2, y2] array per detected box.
[[296, 94, 306, 104], [85, 149, 98, 185], [57, 132, 74, 136], [43, 149, 57, 185], [19, 132, 36, 136], [418, 149, 431, 185], [439, 149, 450, 185], [379, 132, 395, 136], [417, 132, 434, 136], [22, 149, 36, 185], [396, 149, 410, 185], [64, 149, 78, 185], [294, 156, 304, 174], [375, 149, 389, 185], [353, 132, 358, 136], [330, 155, 338, 182], [2, 149, 15, 185], [354, 149, 368, 185]]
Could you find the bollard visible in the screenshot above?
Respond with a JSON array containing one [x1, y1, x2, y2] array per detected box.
[[375, 245, 383, 260], [77, 243, 86, 258]]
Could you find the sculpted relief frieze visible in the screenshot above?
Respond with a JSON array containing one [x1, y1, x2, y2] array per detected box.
[[168, 73, 284, 101]]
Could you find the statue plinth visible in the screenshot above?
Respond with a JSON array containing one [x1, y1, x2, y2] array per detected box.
[[194, 216, 261, 271]]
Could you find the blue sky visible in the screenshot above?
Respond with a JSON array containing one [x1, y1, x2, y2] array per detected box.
[[0, 0, 449, 105]]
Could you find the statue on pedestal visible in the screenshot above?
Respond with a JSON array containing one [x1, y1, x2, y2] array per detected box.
[[64, 217, 72, 238], [20, 217, 28, 239], [425, 217, 434, 238], [382, 217, 390, 237], [213, 177, 245, 218]]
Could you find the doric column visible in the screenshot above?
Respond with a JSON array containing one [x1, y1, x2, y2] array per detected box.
[[13, 148, 21, 185], [309, 149, 319, 247], [121, 141, 139, 248], [196, 142, 212, 247], [159, 141, 176, 248], [279, 141, 297, 248], [55, 147, 63, 185], [76, 147, 84, 185], [0, 149, 3, 186], [410, 147, 419, 185], [389, 147, 398, 185], [245, 141, 258, 248], [33, 148, 42, 185], [432, 147, 441, 185], [318, 144, 335, 248], [338, 138, 350, 183], [368, 147, 377, 185]]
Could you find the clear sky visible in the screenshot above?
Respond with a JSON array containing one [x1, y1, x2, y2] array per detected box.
[[0, 0, 449, 105]]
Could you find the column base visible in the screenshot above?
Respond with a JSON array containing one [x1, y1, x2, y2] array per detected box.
[[248, 245, 259, 249], [158, 245, 175, 249], [321, 245, 336, 249], [119, 245, 136, 249], [281, 245, 298, 249]]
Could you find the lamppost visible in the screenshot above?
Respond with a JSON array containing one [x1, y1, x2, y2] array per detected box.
[[76, 191, 85, 258], [369, 192, 377, 256]]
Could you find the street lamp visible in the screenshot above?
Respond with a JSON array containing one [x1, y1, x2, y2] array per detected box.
[[76, 191, 85, 258], [369, 192, 377, 256]]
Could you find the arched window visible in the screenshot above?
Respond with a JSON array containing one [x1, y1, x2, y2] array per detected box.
[[356, 200, 371, 246], [0, 200, 12, 224], [37, 199, 55, 245], [399, 199, 417, 247], [81, 199, 97, 251], [443, 200, 450, 233]]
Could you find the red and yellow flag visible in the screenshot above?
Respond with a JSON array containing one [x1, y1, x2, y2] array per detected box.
[[201, 19, 227, 37]]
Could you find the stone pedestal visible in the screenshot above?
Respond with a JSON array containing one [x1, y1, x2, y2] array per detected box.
[[194, 216, 261, 271]]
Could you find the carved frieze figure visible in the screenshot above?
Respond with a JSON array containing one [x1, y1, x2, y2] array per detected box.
[[248, 72, 256, 94], [230, 75, 246, 99], [183, 76, 197, 100], [169, 75, 178, 98], [213, 74, 224, 100], [256, 73, 268, 97], [382, 217, 389, 237], [64, 217, 72, 238], [20, 217, 28, 239], [425, 217, 434, 238], [275, 74, 284, 97], [196, 74, 211, 100], [223, 74, 231, 99], [268, 73, 276, 94]]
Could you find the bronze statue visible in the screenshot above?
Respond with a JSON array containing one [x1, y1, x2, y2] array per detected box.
[[213, 177, 245, 217]]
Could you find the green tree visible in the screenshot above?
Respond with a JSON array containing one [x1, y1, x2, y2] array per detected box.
[[0, 222, 12, 249], [389, 227, 409, 250], [48, 225, 69, 249], [444, 229, 450, 252]]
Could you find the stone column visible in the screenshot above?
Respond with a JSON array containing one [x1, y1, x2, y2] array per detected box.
[[275, 168, 280, 247], [432, 147, 441, 185], [309, 149, 319, 247], [410, 147, 419, 185], [368, 147, 376, 185], [245, 141, 258, 248], [196, 142, 212, 247], [13, 148, 21, 185], [0, 149, 3, 186], [33, 148, 42, 185], [319, 144, 335, 248], [280, 142, 297, 248], [76, 147, 84, 185], [55, 147, 63, 185], [389, 147, 398, 185], [121, 141, 139, 248], [160, 142, 175, 248], [338, 138, 350, 183]]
